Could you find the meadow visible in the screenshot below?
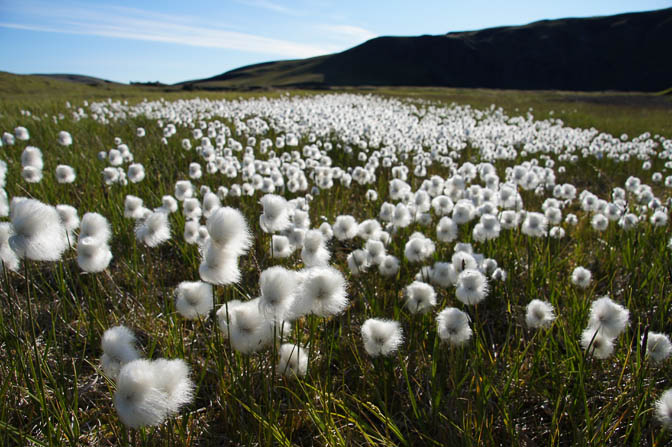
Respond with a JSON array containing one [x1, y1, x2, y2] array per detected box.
[[0, 82, 671, 446]]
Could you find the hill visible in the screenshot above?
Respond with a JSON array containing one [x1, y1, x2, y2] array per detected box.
[[187, 8, 672, 91]]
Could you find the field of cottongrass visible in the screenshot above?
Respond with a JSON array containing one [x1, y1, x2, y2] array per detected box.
[[1, 92, 671, 446]]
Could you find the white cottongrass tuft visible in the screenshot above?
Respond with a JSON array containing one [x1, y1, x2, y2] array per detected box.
[[364, 239, 386, 266], [291, 266, 348, 318], [436, 307, 472, 346], [182, 198, 202, 221], [175, 281, 213, 319], [77, 236, 113, 272], [127, 163, 145, 183], [404, 233, 435, 263], [157, 195, 178, 214], [135, 211, 171, 247], [9, 198, 68, 261], [429, 262, 457, 287], [571, 266, 592, 289], [21, 166, 43, 183], [201, 192, 221, 218], [206, 207, 252, 256], [301, 229, 330, 267], [258, 266, 299, 322], [404, 281, 437, 314], [277, 343, 309, 378], [14, 126, 29, 141], [580, 327, 615, 359], [361, 318, 404, 357], [333, 215, 358, 241], [587, 296, 629, 338], [124, 195, 147, 219], [378, 255, 400, 277], [0, 189, 7, 217], [591, 213, 609, 232], [199, 241, 241, 285], [455, 269, 489, 305], [521, 212, 548, 237], [114, 358, 194, 428], [644, 332, 672, 363], [56, 204, 80, 242], [271, 235, 293, 258], [347, 249, 370, 275], [101, 325, 141, 380], [21, 146, 43, 170], [259, 194, 291, 233], [55, 165, 76, 183], [525, 299, 556, 329], [225, 298, 289, 354], [174, 180, 194, 201], [80, 212, 112, 245], [0, 222, 20, 271], [57, 130, 72, 146], [655, 389, 672, 430], [216, 300, 242, 339]]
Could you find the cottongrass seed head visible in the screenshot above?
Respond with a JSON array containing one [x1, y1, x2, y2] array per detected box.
[[361, 318, 403, 357], [580, 327, 615, 359], [175, 281, 214, 319], [114, 358, 194, 428], [525, 299, 556, 329], [0, 222, 20, 271], [135, 211, 171, 247], [9, 197, 68, 261], [291, 266, 348, 318], [455, 269, 489, 305], [645, 332, 672, 363], [277, 343, 309, 378], [199, 241, 241, 285], [655, 389, 672, 430], [436, 307, 472, 346], [77, 236, 113, 273], [587, 296, 629, 338], [101, 325, 141, 380], [206, 206, 251, 256], [571, 266, 592, 289], [404, 281, 437, 314], [80, 212, 112, 245]]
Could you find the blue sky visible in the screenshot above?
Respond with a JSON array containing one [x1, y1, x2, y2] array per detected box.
[[1, 0, 670, 84]]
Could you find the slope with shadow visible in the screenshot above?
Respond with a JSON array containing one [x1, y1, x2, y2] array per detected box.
[[195, 8, 672, 92]]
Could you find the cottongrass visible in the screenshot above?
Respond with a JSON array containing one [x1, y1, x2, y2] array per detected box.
[[135, 211, 171, 247], [277, 343, 309, 378], [361, 318, 403, 357], [175, 281, 214, 319], [291, 266, 348, 317], [525, 300, 556, 329], [571, 266, 592, 289], [9, 198, 68, 261], [644, 332, 672, 363], [101, 325, 141, 380], [436, 307, 472, 346], [114, 358, 194, 428], [655, 389, 672, 430], [587, 296, 629, 338], [404, 281, 437, 314]]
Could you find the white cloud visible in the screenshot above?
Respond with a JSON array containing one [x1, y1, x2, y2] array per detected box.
[[234, 0, 305, 16], [0, 2, 329, 58], [319, 24, 377, 42]]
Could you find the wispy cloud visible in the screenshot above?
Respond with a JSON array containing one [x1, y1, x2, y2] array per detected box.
[[234, 0, 305, 16], [319, 24, 377, 42], [0, 2, 328, 58]]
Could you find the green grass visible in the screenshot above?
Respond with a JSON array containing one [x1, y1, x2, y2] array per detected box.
[[1, 80, 671, 446]]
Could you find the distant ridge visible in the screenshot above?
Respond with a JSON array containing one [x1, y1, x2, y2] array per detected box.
[[33, 74, 118, 86], [186, 8, 672, 92]]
